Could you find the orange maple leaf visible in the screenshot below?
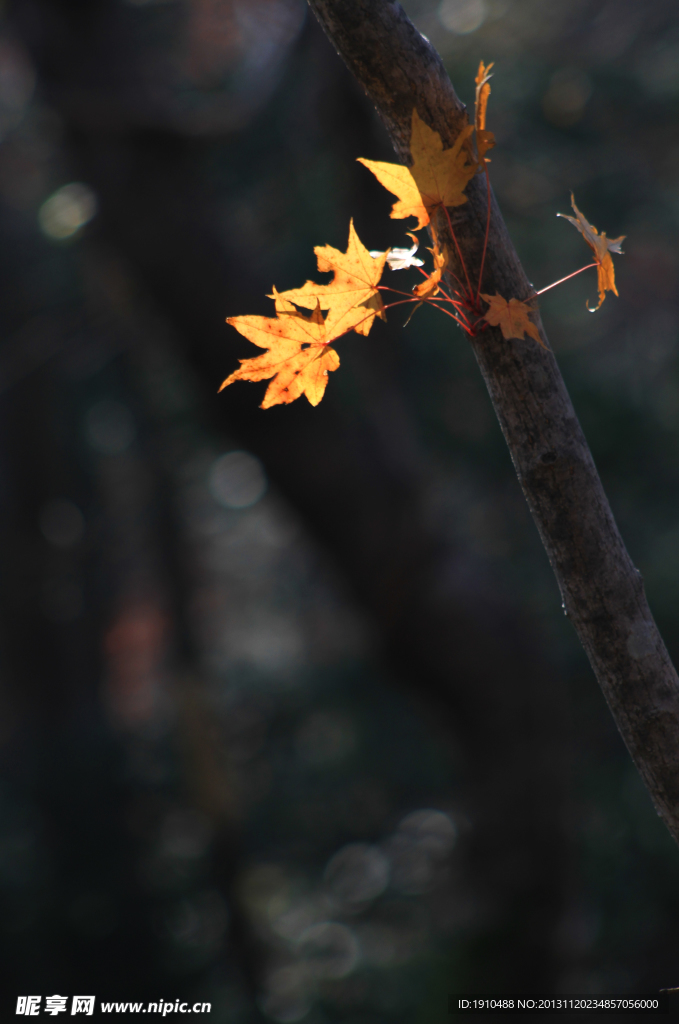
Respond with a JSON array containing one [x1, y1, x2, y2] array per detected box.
[[358, 109, 476, 231], [413, 244, 448, 300], [557, 194, 625, 310], [475, 61, 495, 164], [273, 220, 387, 338], [221, 293, 339, 408], [480, 293, 544, 347]]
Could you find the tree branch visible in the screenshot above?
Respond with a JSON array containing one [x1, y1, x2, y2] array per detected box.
[[308, 0, 679, 846]]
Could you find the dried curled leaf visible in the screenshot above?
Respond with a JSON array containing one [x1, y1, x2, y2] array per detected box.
[[221, 293, 339, 408], [557, 194, 625, 310], [274, 220, 387, 338], [358, 109, 477, 230], [475, 61, 495, 164], [480, 293, 544, 347]]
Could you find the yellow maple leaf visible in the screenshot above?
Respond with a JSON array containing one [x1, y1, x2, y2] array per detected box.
[[475, 61, 495, 164], [273, 220, 387, 338], [358, 109, 476, 231], [221, 293, 339, 408], [557, 194, 625, 310], [480, 293, 544, 347], [413, 244, 448, 300]]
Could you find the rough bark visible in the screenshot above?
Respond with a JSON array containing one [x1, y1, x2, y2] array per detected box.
[[308, 0, 679, 845]]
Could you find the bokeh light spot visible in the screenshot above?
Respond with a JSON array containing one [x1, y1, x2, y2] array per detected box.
[[38, 183, 98, 240], [208, 450, 267, 509], [438, 0, 487, 34], [385, 808, 457, 894], [324, 842, 389, 906], [397, 808, 457, 853]]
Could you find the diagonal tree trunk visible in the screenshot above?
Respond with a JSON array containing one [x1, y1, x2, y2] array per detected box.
[[308, 0, 679, 846]]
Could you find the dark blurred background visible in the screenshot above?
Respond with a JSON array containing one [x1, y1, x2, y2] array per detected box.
[[0, 0, 679, 1019]]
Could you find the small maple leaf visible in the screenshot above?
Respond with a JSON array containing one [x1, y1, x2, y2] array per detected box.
[[358, 109, 476, 231], [274, 220, 387, 338], [557, 194, 625, 310], [480, 293, 545, 347], [370, 232, 424, 270], [221, 293, 339, 408], [413, 244, 448, 300], [475, 61, 495, 164]]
